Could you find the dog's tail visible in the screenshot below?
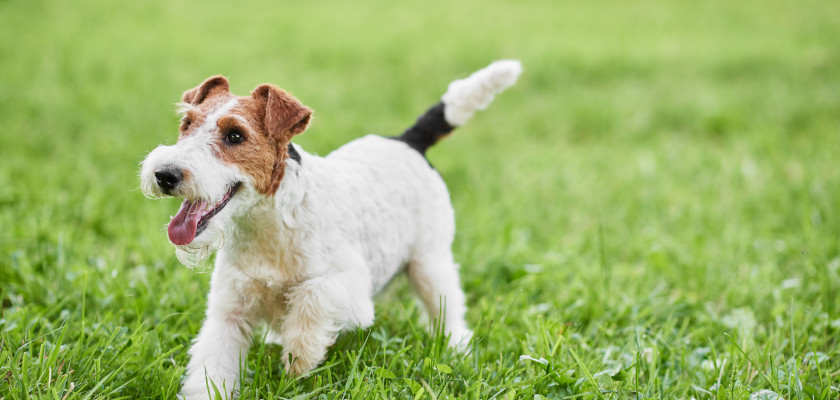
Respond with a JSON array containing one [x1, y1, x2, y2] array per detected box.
[[397, 60, 522, 155]]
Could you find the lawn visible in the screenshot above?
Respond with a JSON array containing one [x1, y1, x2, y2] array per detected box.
[[1, 0, 839, 398]]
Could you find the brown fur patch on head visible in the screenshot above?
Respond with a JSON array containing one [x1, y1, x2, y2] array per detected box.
[[177, 76, 236, 139], [213, 113, 277, 195], [177, 108, 205, 137], [174, 76, 311, 195], [208, 83, 311, 195]]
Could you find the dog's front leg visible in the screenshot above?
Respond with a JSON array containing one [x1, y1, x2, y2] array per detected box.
[[280, 267, 375, 376], [181, 268, 254, 400]]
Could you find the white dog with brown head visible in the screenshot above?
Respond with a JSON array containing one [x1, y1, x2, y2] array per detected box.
[[140, 60, 521, 399]]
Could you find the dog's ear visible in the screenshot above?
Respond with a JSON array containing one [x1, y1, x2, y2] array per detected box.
[[251, 84, 312, 195], [182, 76, 231, 105], [251, 84, 312, 140]]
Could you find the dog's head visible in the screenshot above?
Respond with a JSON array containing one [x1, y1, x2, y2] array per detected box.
[[140, 76, 311, 263]]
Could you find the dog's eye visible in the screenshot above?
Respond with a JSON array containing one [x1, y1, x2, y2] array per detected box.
[[180, 119, 192, 131], [224, 129, 245, 144]]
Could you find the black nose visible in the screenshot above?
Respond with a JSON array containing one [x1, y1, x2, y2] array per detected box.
[[154, 167, 183, 194]]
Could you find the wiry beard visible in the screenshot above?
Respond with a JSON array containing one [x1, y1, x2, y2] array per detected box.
[[170, 185, 255, 269], [174, 221, 227, 269]]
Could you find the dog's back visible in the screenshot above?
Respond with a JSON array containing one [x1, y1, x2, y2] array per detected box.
[[319, 135, 454, 290], [320, 60, 523, 289]]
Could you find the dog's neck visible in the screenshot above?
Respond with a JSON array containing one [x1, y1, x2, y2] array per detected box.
[[236, 143, 310, 228], [221, 143, 313, 272]]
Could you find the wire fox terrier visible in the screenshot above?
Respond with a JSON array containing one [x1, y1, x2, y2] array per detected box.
[[140, 60, 522, 399]]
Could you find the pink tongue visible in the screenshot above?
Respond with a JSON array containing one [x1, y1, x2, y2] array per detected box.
[[167, 199, 208, 245]]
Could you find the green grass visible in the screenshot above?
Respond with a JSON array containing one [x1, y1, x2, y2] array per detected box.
[[1, 0, 839, 398]]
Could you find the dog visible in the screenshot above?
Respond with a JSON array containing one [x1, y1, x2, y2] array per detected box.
[[140, 60, 522, 399]]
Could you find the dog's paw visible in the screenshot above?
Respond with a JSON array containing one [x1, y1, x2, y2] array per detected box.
[[281, 350, 321, 377], [448, 328, 474, 352], [178, 387, 210, 400], [180, 376, 237, 400]]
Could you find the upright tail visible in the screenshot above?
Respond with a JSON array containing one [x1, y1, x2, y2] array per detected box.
[[397, 60, 523, 155]]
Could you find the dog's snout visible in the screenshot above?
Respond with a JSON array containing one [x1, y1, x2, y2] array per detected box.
[[155, 167, 183, 194]]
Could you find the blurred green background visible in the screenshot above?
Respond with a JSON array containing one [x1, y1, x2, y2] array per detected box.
[[1, 0, 839, 398]]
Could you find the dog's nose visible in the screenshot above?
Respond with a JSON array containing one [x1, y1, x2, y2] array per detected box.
[[155, 167, 183, 194]]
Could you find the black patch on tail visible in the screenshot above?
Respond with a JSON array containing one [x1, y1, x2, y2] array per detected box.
[[287, 143, 301, 163], [393, 102, 454, 156]]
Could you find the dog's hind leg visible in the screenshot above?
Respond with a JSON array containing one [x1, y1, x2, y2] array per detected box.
[[407, 249, 473, 351]]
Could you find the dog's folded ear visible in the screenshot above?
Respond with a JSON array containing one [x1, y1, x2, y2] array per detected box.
[[251, 84, 312, 140], [182, 76, 231, 105]]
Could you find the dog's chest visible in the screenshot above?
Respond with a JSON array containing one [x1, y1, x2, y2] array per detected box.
[[227, 206, 306, 272], [224, 230, 305, 282], [217, 220, 308, 319], [217, 250, 303, 322]]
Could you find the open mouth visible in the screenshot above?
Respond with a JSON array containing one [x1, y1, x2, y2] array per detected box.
[[167, 182, 242, 245]]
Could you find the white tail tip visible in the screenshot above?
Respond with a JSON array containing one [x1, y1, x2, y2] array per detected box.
[[441, 60, 523, 126]]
